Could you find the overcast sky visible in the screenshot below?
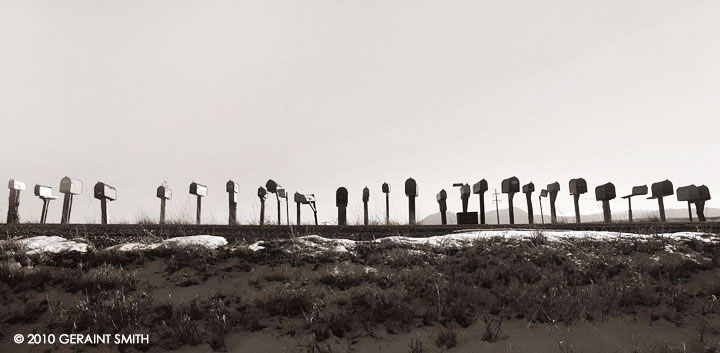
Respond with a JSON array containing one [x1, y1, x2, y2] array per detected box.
[[1, 0, 719, 225]]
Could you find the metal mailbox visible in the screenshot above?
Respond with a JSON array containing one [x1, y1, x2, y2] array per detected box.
[[336, 187, 348, 207], [540, 189, 548, 197], [382, 183, 391, 194], [295, 192, 315, 204], [34, 185, 53, 198], [569, 178, 587, 195], [547, 182, 560, 193], [595, 182, 616, 201], [189, 182, 208, 197], [473, 180, 488, 194], [362, 187, 370, 202], [404, 178, 418, 197], [649, 180, 674, 199], [8, 179, 26, 191], [698, 185, 711, 201], [501, 177, 520, 194], [677, 185, 699, 202], [266, 179, 279, 193], [436, 189, 447, 203], [60, 177, 82, 195], [523, 182, 535, 224], [522, 182, 535, 194], [226, 180, 239, 194], [94, 182, 117, 201], [157, 184, 172, 200]]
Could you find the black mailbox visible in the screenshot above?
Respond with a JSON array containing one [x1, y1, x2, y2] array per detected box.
[[382, 182, 391, 193], [362, 187, 370, 202], [436, 189, 447, 202], [595, 182, 616, 201], [649, 180, 674, 199], [226, 180, 239, 194], [258, 186, 267, 199], [473, 179, 488, 194], [677, 185, 699, 202], [405, 178, 418, 197], [266, 179, 279, 193], [336, 187, 348, 207], [94, 182, 117, 201], [501, 177, 519, 194], [189, 182, 208, 197], [540, 189, 548, 197], [522, 182, 535, 194], [547, 182, 560, 193], [698, 185, 711, 201], [569, 178, 587, 195]]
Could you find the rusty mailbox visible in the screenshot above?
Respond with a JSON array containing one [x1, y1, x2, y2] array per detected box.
[[257, 186, 268, 225], [381, 182, 391, 225], [522, 182, 535, 224], [453, 183, 477, 224], [473, 179, 488, 224], [59, 176, 82, 224], [546, 182, 560, 224], [94, 182, 117, 225], [648, 180, 673, 222], [436, 189, 448, 225], [621, 185, 647, 222], [594, 182, 616, 223], [7, 179, 26, 224], [294, 192, 318, 226], [226, 180, 239, 225], [34, 184, 58, 224], [405, 178, 419, 225], [156, 182, 172, 224], [539, 189, 548, 224], [569, 178, 587, 223], [362, 187, 370, 226], [189, 182, 208, 225], [501, 176, 520, 224], [336, 187, 349, 225]]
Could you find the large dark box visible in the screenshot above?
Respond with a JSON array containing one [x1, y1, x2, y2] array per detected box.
[[456, 212, 478, 225]]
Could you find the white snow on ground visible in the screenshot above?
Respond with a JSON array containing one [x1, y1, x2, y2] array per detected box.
[[247, 229, 718, 254], [106, 235, 227, 252], [13, 236, 90, 254]]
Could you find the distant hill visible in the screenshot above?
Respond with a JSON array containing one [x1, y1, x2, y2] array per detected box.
[[419, 207, 720, 225]]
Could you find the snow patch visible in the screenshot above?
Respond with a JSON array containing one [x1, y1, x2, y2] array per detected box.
[[106, 235, 227, 252], [14, 236, 89, 254]]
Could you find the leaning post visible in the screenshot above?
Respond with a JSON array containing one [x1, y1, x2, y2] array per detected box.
[[257, 187, 268, 225], [60, 177, 82, 224], [7, 179, 25, 224], [648, 180, 673, 222], [522, 182, 535, 224], [594, 182, 616, 223], [539, 189, 548, 224], [436, 189, 448, 225], [621, 185, 647, 222], [569, 178, 587, 223], [34, 185, 58, 224], [547, 182, 560, 224]]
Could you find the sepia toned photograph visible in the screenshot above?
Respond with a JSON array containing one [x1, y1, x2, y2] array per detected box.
[[1, 1, 719, 352]]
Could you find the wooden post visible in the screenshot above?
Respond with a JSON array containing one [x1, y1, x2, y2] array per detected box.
[[278, 188, 289, 226], [523, 183, 535, 225], [502, 177, 520, 225], [362, 187, 369, 226], [296, 201, 301, 225], [473, 180, 488, 225], [436, 189, 447, 225], [336, 187, 348, 225], [547, 182, 560, 224], [622, 185, 647, 222], [94, 182, 117, 225], [687, 201, 693, 222], [538, 193, 545, 224], [657, 197, 666, 222], [60, 177, 82, 224], [189, 182, 208, 225], [627, 198, 633, 222], [650, 180, 673, 222], [6, 180, 24, 224], [226, 180, 239, 225], [258, 187, 267, 225], [382, 183, 390, 225], [404, 178, 418, 225], [157, 182, 172, 225], [569, 178, 587, 224], [594, 182, 616, 223]]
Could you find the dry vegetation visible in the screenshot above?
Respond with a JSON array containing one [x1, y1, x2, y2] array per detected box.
[[1, 230, 720, 352]]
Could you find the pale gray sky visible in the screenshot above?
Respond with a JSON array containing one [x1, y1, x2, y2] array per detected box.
[[1, 0, 719, 224]]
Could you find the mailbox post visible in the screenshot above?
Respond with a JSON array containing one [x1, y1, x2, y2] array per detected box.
[[382, 183, 391, 225], [547, 182, 560, 224], [569, 178, 587, 223], [522, 182, 535, 224], [278, 187, 289, 225], [7, 179, 26, 224], [677, 184, 711, 222], [94, 182, 117, 225], [621, 185, 647, 222], [266, 179, 283, 225], [501, 177, 520, 224], [60, 177, 82, 224], [436, 189, 448, 225], [696, 185, 711, 222], [594, 182, 616, 223], [453, 183, 478, 224], [189, 182, 207, 225], [336, 187, 348, 225], [362, 187, 370, 226], [648, 180, 673, 222], [226, 180, 239, 225], [156, 182, 172, 224], [258, 187, 268, 225], [34, 185, 58, 224], [473, 179, 488, 224], [405, 178, 418, 225], [294, 192, 318, 225], [539, 189, 548, 224]]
